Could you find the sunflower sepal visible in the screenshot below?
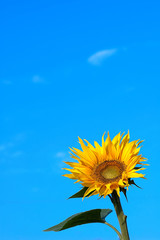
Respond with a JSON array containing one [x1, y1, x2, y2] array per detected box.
[[43, 209, 112, 232], [68, 187, 89, 199], [128, 179, 142, 189], [120, 187, 128, 201], [134, 166, 143, 170]]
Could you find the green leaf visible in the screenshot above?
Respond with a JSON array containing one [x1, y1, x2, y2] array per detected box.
[[43, 209, 112, 232]]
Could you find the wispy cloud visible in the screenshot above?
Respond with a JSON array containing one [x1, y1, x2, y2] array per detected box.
[[88, 49, 117, 65], [51, 151, 68, 174], [55, 152, 66, 158], [0, 133, 25, 161], [32, 75, 44, 83]]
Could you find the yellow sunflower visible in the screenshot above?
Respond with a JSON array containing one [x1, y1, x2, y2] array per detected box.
[[63, 132, 147, 198]]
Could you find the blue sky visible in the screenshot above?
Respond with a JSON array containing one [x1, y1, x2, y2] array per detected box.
[[0, 0, 160, 239]]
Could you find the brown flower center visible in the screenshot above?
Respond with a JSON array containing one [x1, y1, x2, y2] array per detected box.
[[93, 160, 125, 183]]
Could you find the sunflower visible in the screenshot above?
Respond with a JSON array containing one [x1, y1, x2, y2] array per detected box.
[[63, 132, 147, 198]]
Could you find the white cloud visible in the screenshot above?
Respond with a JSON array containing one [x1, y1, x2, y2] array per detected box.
[[88, 49, 117, 65], [32, 75, 43, 83]]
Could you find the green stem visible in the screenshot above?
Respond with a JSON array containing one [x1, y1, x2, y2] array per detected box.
[[104, 221, 123, 240], [111, 191, 130, 240]]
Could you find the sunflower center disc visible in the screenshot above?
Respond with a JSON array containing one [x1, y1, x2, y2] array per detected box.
[[93, 160, 124, 183], [101, 166, 121, 179]]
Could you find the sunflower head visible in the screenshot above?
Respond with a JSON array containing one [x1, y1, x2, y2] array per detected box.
[[63, 132, 147, 198]]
